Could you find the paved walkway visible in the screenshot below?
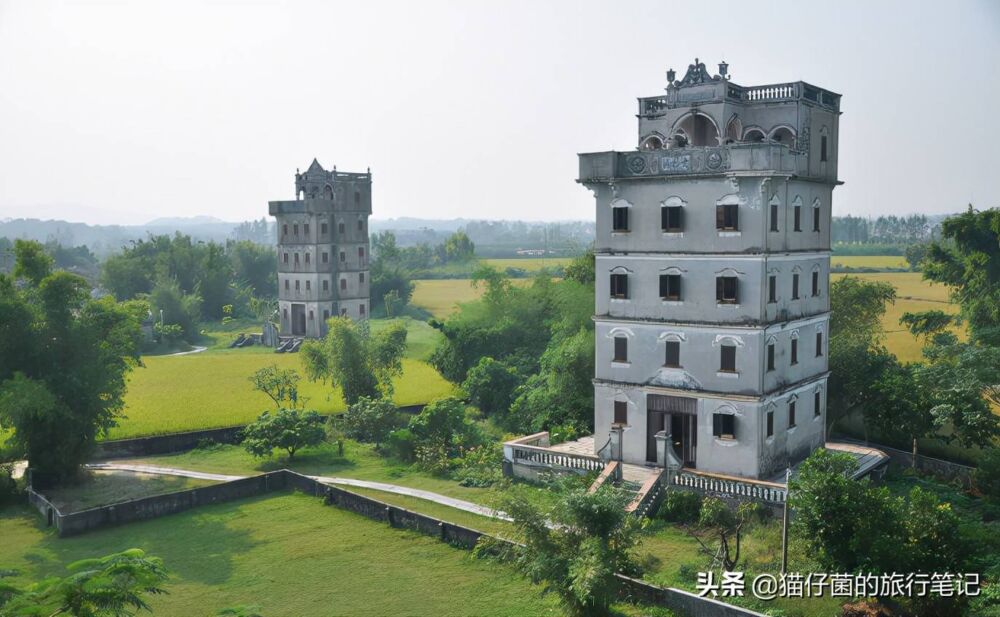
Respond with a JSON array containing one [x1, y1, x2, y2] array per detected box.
[[84, 463, 510, 521]]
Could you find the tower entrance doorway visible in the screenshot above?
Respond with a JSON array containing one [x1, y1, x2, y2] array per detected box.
[[646, 394, 697, 467], [291, 303, 306, 336]]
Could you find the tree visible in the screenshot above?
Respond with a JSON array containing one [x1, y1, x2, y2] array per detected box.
[[923, 206, 1000, 345], [407, 397, 478, 453], [300, 318, 407, 405], [973, 447, 1000, 502], [241, 408, 325, 460], [439, 230, 475, 263], [0, 246, 143, 478], [493, 485, 641, 617], [149, 277, 201, 342], [563, 250, 595, 285], [249, 365, 302, 409], [684, 498, 759, 571], [12, 238, 54, 285], [0, 549, 167, 617], [337, 396, 400, 447], [462, 357, 522, 417]]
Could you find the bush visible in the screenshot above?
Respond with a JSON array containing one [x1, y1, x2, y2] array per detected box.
[[975, 447, 1000, 502], [385, 428, 416, 463], [461, 357, 521, 418], [337, 396, 401, 447], [0, 462, 20, 505], [241, 408, 326, 460], [453, 443, 505, 488], [657, 490, 702, 523]]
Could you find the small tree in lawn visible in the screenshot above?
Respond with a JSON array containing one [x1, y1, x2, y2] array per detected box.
[[684, 498, 759, 571], [301, 317, 407, 405], [241, 409, 325, 461], [492, 484, 640, 617], [249, 365, 303, 409], [337, 396, 401, 448], [0, 549, 167, 617]]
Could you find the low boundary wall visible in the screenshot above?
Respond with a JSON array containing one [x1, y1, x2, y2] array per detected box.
[[95, 404, 426, 459], [835, 438, 975, 487], [27, 469, 765, 617]]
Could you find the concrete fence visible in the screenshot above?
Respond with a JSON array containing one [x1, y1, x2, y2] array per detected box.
[[836, 438, 975, 488], [27, 469, 766, 617]]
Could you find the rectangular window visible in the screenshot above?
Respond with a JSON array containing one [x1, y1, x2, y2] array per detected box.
[[293, 223, 299, 235], [792, 274, 800, 300], [340, 278, 347, 290], [612, 207, 629, 232], [661, 206, 682, 232], [814, 391, 822, 416], [305, 252, 310, 264], [340, 251, 346, 262], [610, 273, 629, 299], [766, 409, 774, 438], [284, 280, 289, 290], [282, 224, 288, 236], [283, 308, 288, 319], [338, 222, 345, 234], [816, 332, 823, 356], [720, 344, 736, 372], [304, 223, 310, 235], [813, 207, 820, 232], [283, 252, 288, 264], [811, 271, 819, 296], [294, 253, 301, 265], [716, 204, 739, 231], [712, 413, 735, 439], [360, 272, 365, 284], [794, 206, 802, 231], [357, 219, 363, 231], [359, 247, 365, 259], [791, 339, 798, 365], [716, 276, 738, 304], [789, 402, 797, 428], [360, 304, 365, 316], [614, 401, 628, 425], [659, 274, 681, 300], [294, 280, 300, 290], [613, 336, 628, 363], [321, 223, 328, 235], [323, 309, 330, 320], [665, 341, 680, 367], [305, 280, 311, 291], [341, 307, 347, 316], [322, 280, 329, 291], [322, 252, 329, 263], [768, 276, 777, 303], [820, 135, 828, 162], [767, 344, 775, 371], [770, 203, 779, 232]]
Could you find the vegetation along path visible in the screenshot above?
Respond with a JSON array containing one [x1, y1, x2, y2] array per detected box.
[[84, 462, 511, 520]]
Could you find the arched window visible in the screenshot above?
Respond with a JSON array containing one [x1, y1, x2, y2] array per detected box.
[[672, 112, 720, 147], [640, 134, 664, 151], [742, 127, 766, 143], [725, 115, 742, 144], [323, 185, 333, 199], [768, 126, 797, 148]]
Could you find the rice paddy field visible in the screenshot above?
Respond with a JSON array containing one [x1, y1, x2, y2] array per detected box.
[[410, 278, 535, 319], [0, 493, 562, 617], [110, 318, 454, 439], [482, 257, 572, 271], [830, 255, 908, 269]]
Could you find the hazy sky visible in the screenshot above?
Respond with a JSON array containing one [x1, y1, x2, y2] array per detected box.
[[0, 0, 998, 225]]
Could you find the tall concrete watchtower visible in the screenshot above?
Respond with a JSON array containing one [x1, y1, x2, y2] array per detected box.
[[269, 159, 371, 339], [580, 59, 841, 479]]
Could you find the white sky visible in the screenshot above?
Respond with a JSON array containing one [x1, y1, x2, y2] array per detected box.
[[0, 0, 998, 225]]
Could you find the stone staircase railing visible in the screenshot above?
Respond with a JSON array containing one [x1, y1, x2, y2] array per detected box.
[[670, 469, 787, 504]]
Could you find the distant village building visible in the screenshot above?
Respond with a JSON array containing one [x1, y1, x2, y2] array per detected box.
[[269, 159, 372, 338], [579, 60, 840, 479]]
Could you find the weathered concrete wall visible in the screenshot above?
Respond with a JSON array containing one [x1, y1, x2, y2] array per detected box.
[[617, 573, 767, 617]]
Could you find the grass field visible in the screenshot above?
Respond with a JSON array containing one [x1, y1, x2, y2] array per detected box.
[[830, 255, 908, 270], [410, 278, 535, 319], [0, 494, 562, 617], [482, 257, 572, 272], [112, 318, 454, 439], [43, 472, 216, 513]]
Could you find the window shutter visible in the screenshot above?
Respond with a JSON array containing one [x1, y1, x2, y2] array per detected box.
[[676, 207, 683, 230], [661, 207, 668, 231], [716, 277, 723, 302], [713, 414, 722, 437], [732, 206, 738, 230], [659, 275, 668, 298], [621, 275, 628, 299], [716, 205, 724, 229]]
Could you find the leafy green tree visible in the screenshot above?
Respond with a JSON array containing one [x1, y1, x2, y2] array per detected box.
[[228, 239, 277, 298], [508, 327, 594, 432], [249, 365, 302, 409], [863, 359, 936, 461], [337, 396, 401, 447], [12, 239, 54, 285], [196, 242, 233, 320], [241, 408, 325, 460], [789, 449, 903, 572], [0, 549, 167, 617], [826, 276, 897, 433], [0, 246, 143, 478], [685, 498, 760, 571], [904, 241, 931, 271], [149, 277, 201, 342], [923, 206, 1000, 345], [301, 318, 407, 405], [407, 397, 479, 453], [974, 447, 1000, 502], [462, 357, 522, 418], [439, 230, 475, 263], [494, 485, 641, 617], [563, 249, 595, 285]]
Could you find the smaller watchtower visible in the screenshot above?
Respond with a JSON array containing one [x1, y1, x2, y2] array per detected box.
[[268, 159, 372, 338]]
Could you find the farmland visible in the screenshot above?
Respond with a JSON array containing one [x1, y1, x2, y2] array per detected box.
[[410, 278, 535, 319], [482, 257, 572, 271], [111, 318, 454, 439], [0, 494, 561, 617], [830, 255, 908, 269]]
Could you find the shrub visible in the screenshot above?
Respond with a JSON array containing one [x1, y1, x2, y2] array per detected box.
[[975, 447, 1000, 502], [0, 462, 20, 505], [453, 443, 504, 487], [461, 357, 521, 418], [337, 396, 401, 447], [241, 408, 326, 460], [657, 490, 702, 523], [386, 428, 416, 463]]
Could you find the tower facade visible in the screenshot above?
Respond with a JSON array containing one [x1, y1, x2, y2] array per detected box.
[[580, 60, 841, 479], [269, 159, 371, 339]]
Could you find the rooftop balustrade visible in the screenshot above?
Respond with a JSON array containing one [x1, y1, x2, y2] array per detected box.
[[578, 143, 809, 182], [639, 80, 840, 116]]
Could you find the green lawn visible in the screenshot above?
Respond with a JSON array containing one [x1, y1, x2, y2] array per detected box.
[[0, 493, 562, 617], [42, 471, 216, 513], [112, 318, 454, 439]]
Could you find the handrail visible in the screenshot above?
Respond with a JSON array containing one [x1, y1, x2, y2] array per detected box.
[[671, 470, 787, 504], [626, 469, 665, 516], [508, 443, 604, 473], [588, 461, 620, 494]]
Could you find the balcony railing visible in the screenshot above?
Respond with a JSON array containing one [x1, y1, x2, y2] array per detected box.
[[639, 80, 839, 116], [671, 469, 787, 504], [579, 143, 807, 182], [504, 432, 606, 474]]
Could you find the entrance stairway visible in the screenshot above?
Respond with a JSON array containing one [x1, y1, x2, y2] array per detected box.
[[587, 461, 665, 518], [275, 338, 303, 353]]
